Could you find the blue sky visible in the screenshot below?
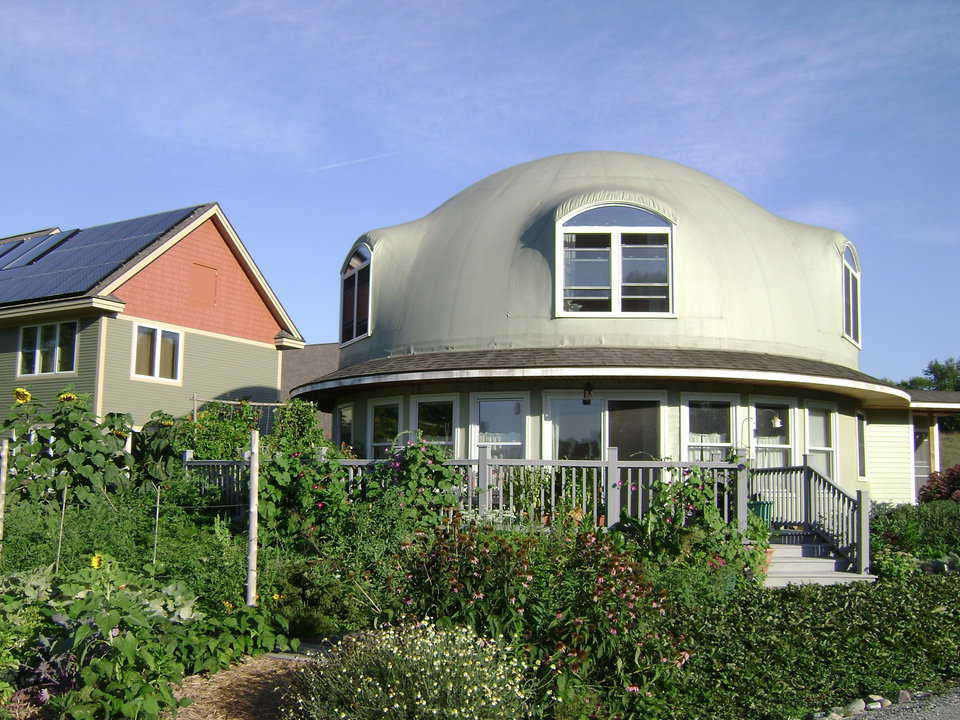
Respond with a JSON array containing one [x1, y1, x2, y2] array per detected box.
[[1, 0, 957, 381]]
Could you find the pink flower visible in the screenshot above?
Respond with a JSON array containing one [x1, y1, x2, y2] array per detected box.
[[626, 685, 641, 693]]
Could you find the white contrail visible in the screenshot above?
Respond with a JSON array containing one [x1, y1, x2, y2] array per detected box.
[[308, 151, 401, 173]]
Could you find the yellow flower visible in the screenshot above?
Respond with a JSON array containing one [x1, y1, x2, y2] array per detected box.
[[57, 391, 78, 403], [14, 387, 31, 404], [272, 593, 281, 601], [223, 600, 234, 612], [90, 554, 104, 569], [109, 429, 127, 440]]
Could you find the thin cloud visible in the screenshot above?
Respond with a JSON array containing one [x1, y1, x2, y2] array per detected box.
[[307, 152, 401, 174]]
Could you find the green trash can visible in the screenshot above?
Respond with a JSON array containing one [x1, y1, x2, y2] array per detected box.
[[747, 500, 773, 529]]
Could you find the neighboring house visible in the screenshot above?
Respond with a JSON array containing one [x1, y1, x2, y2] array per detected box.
[[291, 151, 959, 504], [280, 342, 339, 437], [0, 204, 304, 426]]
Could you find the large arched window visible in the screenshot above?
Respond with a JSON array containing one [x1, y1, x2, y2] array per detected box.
[[556, 204, 674, 316], [841, 244, 860, 345], [341, 244, 370, 344]]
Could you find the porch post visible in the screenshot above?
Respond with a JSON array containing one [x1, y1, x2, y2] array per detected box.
[[478, 445, 490, 515], [802, 463, 813, 528], [736, 466, 749, 533], [605, 446, 620, 529], [856, 489, 871, 574]]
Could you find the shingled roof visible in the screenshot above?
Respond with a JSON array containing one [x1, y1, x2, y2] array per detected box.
[[297, 347, 895, 389], [0, 205, 210, 306]]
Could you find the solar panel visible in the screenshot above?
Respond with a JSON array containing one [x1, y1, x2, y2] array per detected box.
[[1, 230, 74, 269], [0, 205, 205, 306], [0, 240, 24, 263]]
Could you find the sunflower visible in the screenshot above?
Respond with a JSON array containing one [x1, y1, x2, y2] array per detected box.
[[90, 553, 104, 569], [57, 391, 78, 403], [13, 387, 31, 404]]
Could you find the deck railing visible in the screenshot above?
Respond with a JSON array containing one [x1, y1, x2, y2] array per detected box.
[[339, 447, 748, 530], [182, 447, 869, 573], [749, 464, 870, 573]]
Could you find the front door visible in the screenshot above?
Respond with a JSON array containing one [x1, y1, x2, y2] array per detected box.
[[607, 400, 661, 517]]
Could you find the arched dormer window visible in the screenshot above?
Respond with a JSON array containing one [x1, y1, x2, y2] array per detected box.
[[555, 204, 674, 316], [841, 244, 861, 346], [341, 244, 371, 344]]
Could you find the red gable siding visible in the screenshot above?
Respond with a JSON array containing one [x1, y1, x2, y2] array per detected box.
[[113, 219, 282, 344]]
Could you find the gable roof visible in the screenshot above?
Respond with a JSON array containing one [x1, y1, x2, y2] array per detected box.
[[0, 204, 303, 344], [0, 205, 208, 306]]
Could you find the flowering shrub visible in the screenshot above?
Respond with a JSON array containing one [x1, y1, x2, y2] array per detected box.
[[282, 621, 534, 720], [396, 521, 683, 717], [871, 500, 960, 565], [919, 464, 960, 502]]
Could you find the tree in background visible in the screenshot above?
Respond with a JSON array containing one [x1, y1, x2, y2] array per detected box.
[[899, 358, 960, 432]]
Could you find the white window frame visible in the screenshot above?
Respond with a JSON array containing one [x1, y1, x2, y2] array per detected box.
[[803, 401, 839, 481], [367, 396, 403, 459], [17, 321, 79, 377], [554, 203, 676, 319], [680, 392, 743, 463], [841, 244, 862, 348], [469, 391, 531, 459], [335, 402, 355, 449], [541, 390, 668, 461], [340, 243, 372, 348], [130, 322, 184, 385], [409, 393, 462, 458], [748, 395, 800, 467]]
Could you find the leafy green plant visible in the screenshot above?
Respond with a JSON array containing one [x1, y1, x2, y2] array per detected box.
[[872, 500, 960, 559], [282, 621, 534, 720], [3, 389, 134, 502], [370, 438, 458, 528]]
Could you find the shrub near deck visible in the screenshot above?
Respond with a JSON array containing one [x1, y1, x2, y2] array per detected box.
[[654, 575, 960, 720]]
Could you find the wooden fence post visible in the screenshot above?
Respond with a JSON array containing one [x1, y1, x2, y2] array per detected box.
[[856, 489, 870, 574], [477, 445, 490, 514], [736, 466, 749, 533], [605, 447, 620, 529], [0, 437, 8, 559], [246, 429, 260, 606]]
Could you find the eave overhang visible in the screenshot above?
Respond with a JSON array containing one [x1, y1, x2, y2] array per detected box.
[[0, 295, 125, 324], [291, 348, 910, 410]]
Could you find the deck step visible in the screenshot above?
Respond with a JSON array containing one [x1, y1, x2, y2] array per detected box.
[[764, 542, 874, 588]]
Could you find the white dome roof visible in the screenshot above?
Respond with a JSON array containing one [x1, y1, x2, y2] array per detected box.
[[340, 151, 858, 370]]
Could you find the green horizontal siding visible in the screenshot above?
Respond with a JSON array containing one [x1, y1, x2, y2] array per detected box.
[[101, 317, 280, 426], [0, 316, 99, 409]]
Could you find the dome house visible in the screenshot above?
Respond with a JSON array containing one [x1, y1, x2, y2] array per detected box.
[[293, 151, 948, 506]]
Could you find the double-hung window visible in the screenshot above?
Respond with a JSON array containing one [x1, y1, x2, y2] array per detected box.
[[20, 321, 77, 375], [412, 396, 458, 456], [341, 245, 370, 344], [753, 402, 793, 468], [684, 397, 736, 462], [133, 325, 181, 381], [557, 204, 673, 316], [473, 395, 527, 459], [842, 245, 861, 345], [806, 406, 836, 480], [336, 404, 354, 449], [369, 399, 401, 459]]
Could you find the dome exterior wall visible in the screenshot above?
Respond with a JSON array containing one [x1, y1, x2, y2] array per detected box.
[[340, 151, 859, 371]]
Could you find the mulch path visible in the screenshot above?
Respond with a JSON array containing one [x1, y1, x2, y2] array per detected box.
[[172, 654, 305, 720]]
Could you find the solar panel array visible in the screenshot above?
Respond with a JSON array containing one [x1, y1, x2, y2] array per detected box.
[[0, 206, 205, 305]]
